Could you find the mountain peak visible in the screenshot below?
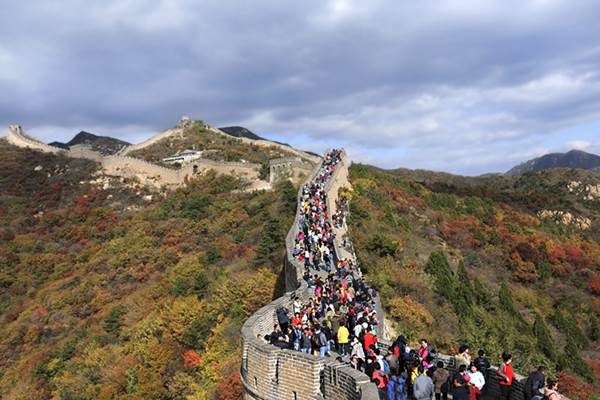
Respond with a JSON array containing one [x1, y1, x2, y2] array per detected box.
[[506, 149, 600, 175], [49, 131, 130, 155]]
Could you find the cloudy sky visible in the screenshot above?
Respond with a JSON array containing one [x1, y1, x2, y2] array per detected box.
[[1, 0, 600, 175]]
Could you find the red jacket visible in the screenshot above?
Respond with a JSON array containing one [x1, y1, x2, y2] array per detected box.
[[363, 332, 378, 351], [498, 363, 514, 386]]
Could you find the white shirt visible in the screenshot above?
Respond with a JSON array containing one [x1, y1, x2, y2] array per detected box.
[[468, 371, 485, 390]]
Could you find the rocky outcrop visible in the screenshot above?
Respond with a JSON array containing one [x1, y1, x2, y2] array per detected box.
[[537, 209, 592, 230]]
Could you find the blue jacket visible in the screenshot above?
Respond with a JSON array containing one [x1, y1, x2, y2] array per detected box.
[[387, 375, 407, 400]]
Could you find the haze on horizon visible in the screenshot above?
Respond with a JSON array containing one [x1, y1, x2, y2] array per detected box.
[[1, 0, 600, 175]]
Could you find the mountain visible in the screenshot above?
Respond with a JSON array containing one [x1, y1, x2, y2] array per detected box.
[[218, 126, 321, 158], [347, 163, 600, 399], [507, 149, 600, 175], [218, 126, 265, 141], [50, 131, 130, 155]]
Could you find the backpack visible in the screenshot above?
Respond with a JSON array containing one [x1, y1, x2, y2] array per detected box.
[[318, 332, 328, 347]]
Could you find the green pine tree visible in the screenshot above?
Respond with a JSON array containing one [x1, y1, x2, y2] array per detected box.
[[425, 250, 455, 298], [498, 282, 518, 316], [254, 215, 281, 267], [553, 309, 589, 350], [454, 262, 475, 318], [533, 312, 558, 361], [562, 335, 593, 382]]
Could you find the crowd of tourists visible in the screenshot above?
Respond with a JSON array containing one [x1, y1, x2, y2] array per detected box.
[[261, 149, 564, 400]]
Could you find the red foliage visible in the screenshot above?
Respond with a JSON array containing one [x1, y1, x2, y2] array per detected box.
[[217, 366, 243, 400], [557, 371, 597, 400], [383, 185, 426, 212], [79, 238, 90, 245], [588, 273, 600, 295], [588, 358, 600, 380], [182, 349, 202, 369], [548, 244, 566, 264], [564, 245, 588, 268], [34, 308, 48, 318], [438, 218, 481, 248]]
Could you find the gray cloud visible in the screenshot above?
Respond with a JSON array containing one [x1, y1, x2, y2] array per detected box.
[[1, 0, 600, 174]]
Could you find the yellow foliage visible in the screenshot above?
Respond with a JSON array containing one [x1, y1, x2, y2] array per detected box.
[[161, 296, 204, 342], [387, 296, 433, 336]]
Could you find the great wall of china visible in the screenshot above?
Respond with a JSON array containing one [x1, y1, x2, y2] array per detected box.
[[5, 124, 315, 190], [241, 150, 555, 400], [4, 123, 570, 399]]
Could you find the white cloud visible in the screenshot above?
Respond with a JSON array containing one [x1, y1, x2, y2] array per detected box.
[[2, 0, 600, 175], [567, 140, 592, 151]]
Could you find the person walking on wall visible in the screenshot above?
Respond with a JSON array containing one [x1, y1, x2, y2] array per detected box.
[[496, 353, 515, 400], [451, 365, 470, 400], [387, 371, 408, 400], [337, 320, 350, 356], [525, 366, 546, 400], [432, 361, 449, 400], [467, 364, 485, 400], [413, 365, 434, 400]]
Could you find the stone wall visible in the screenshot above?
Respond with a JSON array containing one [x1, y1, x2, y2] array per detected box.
[[269, 157, 315, 184], [180, 159, 260, 182], [7, 125, 64, 154], [241, 150, 387, 400], [118, 127, 186, 156], [6, 125, 263, 189], [101, 155, 182, 187], [117, 119, 321, 166], [209, 127, 322, 165]]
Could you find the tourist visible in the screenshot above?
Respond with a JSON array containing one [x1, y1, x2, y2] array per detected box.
[[315, 327, 328, 357], [418, 339, 429, 362], [372, 360, 389, 391], [451, 365, 470, 400], [525, 366, 546, 400], [350, 355, 364, 372], [386, 347, 400, 373], [412, 365, 434, 400], [543, 379, 562, 400], [351, 336, 365, 361], [454, 344, 471, 370], [467, 364, 485, 400], [472, 350, 490, 377], [337, 320, 350, 356], [432, 361, 450, 400], [496, 353, 515, 400], [387, 370, 407, 400], [300, 327, 312, 354]]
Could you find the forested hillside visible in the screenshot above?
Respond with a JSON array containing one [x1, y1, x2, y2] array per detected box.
[[0, 139, 296, 399], [347, 164, 600, 400]]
